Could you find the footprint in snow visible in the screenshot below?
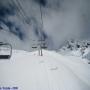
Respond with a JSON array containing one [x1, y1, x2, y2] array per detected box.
[[39, 60, 44, 63], [50, 66, 58, 71]]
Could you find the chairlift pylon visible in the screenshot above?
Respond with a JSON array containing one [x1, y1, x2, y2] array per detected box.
[[0, 42, 12, 59]]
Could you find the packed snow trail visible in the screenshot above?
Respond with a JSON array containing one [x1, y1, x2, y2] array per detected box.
[[0, 50, 90, 90]]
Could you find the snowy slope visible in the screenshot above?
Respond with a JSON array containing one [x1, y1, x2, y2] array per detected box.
[[0, 50, 90, 90], [58, 40, 90, 62]]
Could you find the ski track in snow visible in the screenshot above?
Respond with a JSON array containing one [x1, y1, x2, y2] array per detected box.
[[42, 53, 90, 90], [0, 50, 90, 90]]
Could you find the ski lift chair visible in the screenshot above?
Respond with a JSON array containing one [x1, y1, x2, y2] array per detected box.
[[32, 40, 38, 49], [32, 43, 37, 49], [41, 42, 47, 49], [88, 62, 90, 64], [0, 42, 12, 59]]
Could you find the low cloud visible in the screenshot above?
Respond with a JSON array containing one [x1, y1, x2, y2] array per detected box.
[[0, 0, 90, 51]]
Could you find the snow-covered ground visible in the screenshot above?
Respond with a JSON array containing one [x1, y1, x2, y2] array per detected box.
[[0, 50, 90, 90]]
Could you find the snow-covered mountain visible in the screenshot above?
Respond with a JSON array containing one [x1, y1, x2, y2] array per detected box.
[[0, 49, 90, 90], [0, 0, 90, 51]]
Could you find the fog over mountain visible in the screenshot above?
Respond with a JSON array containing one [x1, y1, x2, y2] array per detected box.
[[0, 0, 90, 51]]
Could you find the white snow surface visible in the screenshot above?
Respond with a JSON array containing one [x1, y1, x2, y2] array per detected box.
[[0, 50, 90, 90]]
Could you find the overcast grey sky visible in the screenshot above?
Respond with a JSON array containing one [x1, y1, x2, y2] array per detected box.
[[0, 0, 90, 51]]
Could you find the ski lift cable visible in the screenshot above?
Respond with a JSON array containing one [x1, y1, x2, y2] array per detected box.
[[11, 0, 29, 24], [16, 0, 27, 18], [10, 0, 26, 23], [15, 0, 28, 22], [11, 0, 24, 18], [15, 0, 31, 24]]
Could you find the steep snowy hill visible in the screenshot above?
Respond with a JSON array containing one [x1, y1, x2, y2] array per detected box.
[[0, 50, 90, 90], [58, 40, 90, 61]]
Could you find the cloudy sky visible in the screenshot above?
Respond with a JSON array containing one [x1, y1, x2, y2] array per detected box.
[[0, 0, 90, 51]]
